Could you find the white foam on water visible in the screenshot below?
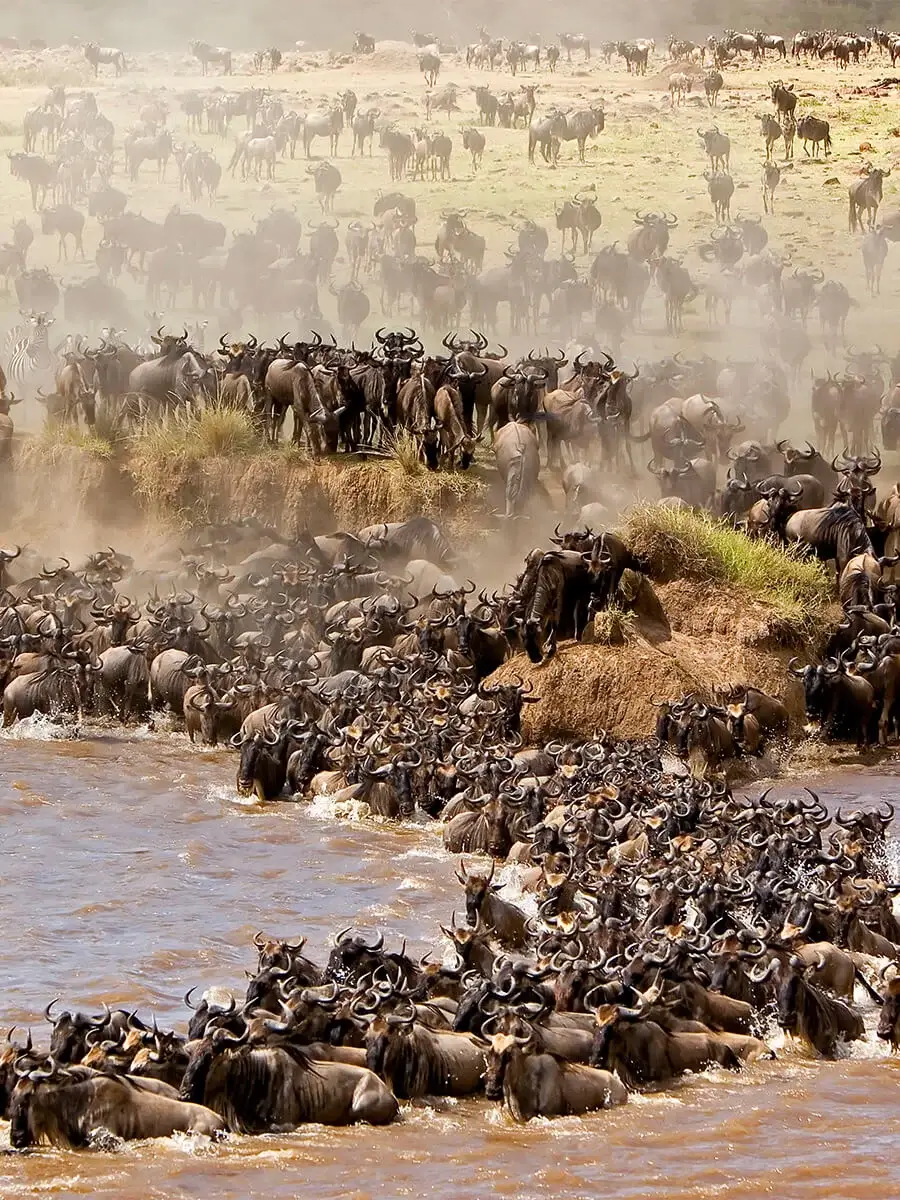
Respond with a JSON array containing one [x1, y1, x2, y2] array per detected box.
[[307, 790, 371, 823], [883, 836, 900, 885], [629, 1091, 684, 1106], [168, 1130, 220, 1155], [203, 782, 265, 809], [0, 712, 79, 741], [398, 846, 449, 862], [492, 862, 540, 917], [397, 876, 428, 891]]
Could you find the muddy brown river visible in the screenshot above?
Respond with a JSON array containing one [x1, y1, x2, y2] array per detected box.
[[2, 721, 899, 1199]]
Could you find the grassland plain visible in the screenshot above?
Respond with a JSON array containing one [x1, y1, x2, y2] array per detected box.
[[0, 42, 898, 370]]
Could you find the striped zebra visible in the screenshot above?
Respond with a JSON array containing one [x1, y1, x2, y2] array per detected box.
[[2, 310, 56, 396]]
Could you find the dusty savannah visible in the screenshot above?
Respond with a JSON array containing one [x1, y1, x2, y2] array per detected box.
[[2, 18, 900, 1200]]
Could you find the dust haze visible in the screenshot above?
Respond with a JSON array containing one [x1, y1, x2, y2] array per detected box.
[[0, 14, 896, 599], [5, 0, 699, 54]]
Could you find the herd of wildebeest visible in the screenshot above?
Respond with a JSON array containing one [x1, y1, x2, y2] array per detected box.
[[2, 447, 900, 1142], [0, 17, 899, 381], [5, 22, 900, 1154]]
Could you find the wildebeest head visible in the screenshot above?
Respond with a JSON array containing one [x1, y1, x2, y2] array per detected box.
[[881, 403, 900, 451], [708, 936, 768, 1000], [455, 857, 498, 926], [325, 927, 385, 985], [589, 995, 653, 1080], [8, 1056, 99, 1148], [0, 1027, 33, 1116], [363, 1005, 424, 1097], [476, 675, 539, 738], [775, 958, 804, 1033], [759, 481, 803, 531], [179, 1023, 249, 1104], [183, 987, 240, 1042], [254, 931, 312, 974], [483, 1028, 532, 1099], [234, 727, 280, 799], [44, 999, 107, 1065]]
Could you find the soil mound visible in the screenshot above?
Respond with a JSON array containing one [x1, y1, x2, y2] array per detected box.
[[490, 581, 813, 743]]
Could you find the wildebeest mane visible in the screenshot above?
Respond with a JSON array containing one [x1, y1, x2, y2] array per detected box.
[[218, 1046, 318, 1133]]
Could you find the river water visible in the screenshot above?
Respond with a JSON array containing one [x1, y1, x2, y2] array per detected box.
[[1, 723, 899, 1199]]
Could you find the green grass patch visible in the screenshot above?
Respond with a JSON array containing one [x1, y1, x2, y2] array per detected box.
[[623, 502, 832, 638]]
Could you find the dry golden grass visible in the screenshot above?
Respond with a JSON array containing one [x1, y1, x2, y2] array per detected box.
[[591, 605, 637, 646], [26, 423, 116, 461], [385, 429, 426, 475], [123, 420, 486, 532], [131, 408, 260, 462]]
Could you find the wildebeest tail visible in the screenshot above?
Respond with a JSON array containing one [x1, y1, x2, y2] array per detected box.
[[854, 966, 885, 1005]]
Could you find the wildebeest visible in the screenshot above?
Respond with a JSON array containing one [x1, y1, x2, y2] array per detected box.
[[485, 1029, 627, 1121], [770, 80, 797, 119], [704, 69, 723, 106], [364, 1006, 485, 1098], [10, 1064, 223, 1147], [590, 995, 744, 1089], [752, 957, 865, 1057], [762, 162, 781, 214], [698, 126, 730, 170], [180, 1029, 398, 1129], [861, 227, 888, 294], [84, 42, 126, 76], [705, 171, 735, 222], [849, 167, 890, 233], [456, 858, 528, 947], [796, 114, 831, 158], [877, 971, 900, 1049], [494, 421, 542, 518]]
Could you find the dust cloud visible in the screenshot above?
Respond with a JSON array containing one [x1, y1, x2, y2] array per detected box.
[[5, 0, 699, 53]]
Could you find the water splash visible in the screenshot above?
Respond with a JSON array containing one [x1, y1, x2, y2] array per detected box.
[[0, 712, 79, 740]]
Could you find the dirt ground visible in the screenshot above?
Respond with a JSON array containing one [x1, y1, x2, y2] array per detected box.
[[0, 40, 898, 379], [489, 576, 831, 742]]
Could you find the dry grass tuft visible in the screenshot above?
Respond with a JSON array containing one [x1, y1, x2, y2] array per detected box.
[[385, 429, 426, 475], [591, 606, 637, 646], [30, 423, 116, 461], [125, 418, 487, 532], [131, 408, 260, 463], [0, 61, 91, 89], [623, 503, 831, 641]]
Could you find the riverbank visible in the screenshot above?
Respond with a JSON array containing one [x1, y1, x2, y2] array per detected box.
[[12, 417, 491, 543], [494, 505, 837, 743], [10, 427, 842, 746]]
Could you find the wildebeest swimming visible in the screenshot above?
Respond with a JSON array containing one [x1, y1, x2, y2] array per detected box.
[[1, 497, 898, 1144]]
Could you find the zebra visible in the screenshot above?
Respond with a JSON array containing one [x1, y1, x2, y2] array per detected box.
[[2, 311, 56, 396]]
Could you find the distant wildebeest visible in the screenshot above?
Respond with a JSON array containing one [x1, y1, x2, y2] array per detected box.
[[770, 80, 797, 119], [759, 113, 782, 160], [705, 170, 735, 222], [796, 114, 831, 158], [861, 227, 888, 294], [698, 126, 730, 170], [704, 69, 723, 106], [84, 42, 126, 77], [762, 162, 781, 214], [849, 167, 890, 233]]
